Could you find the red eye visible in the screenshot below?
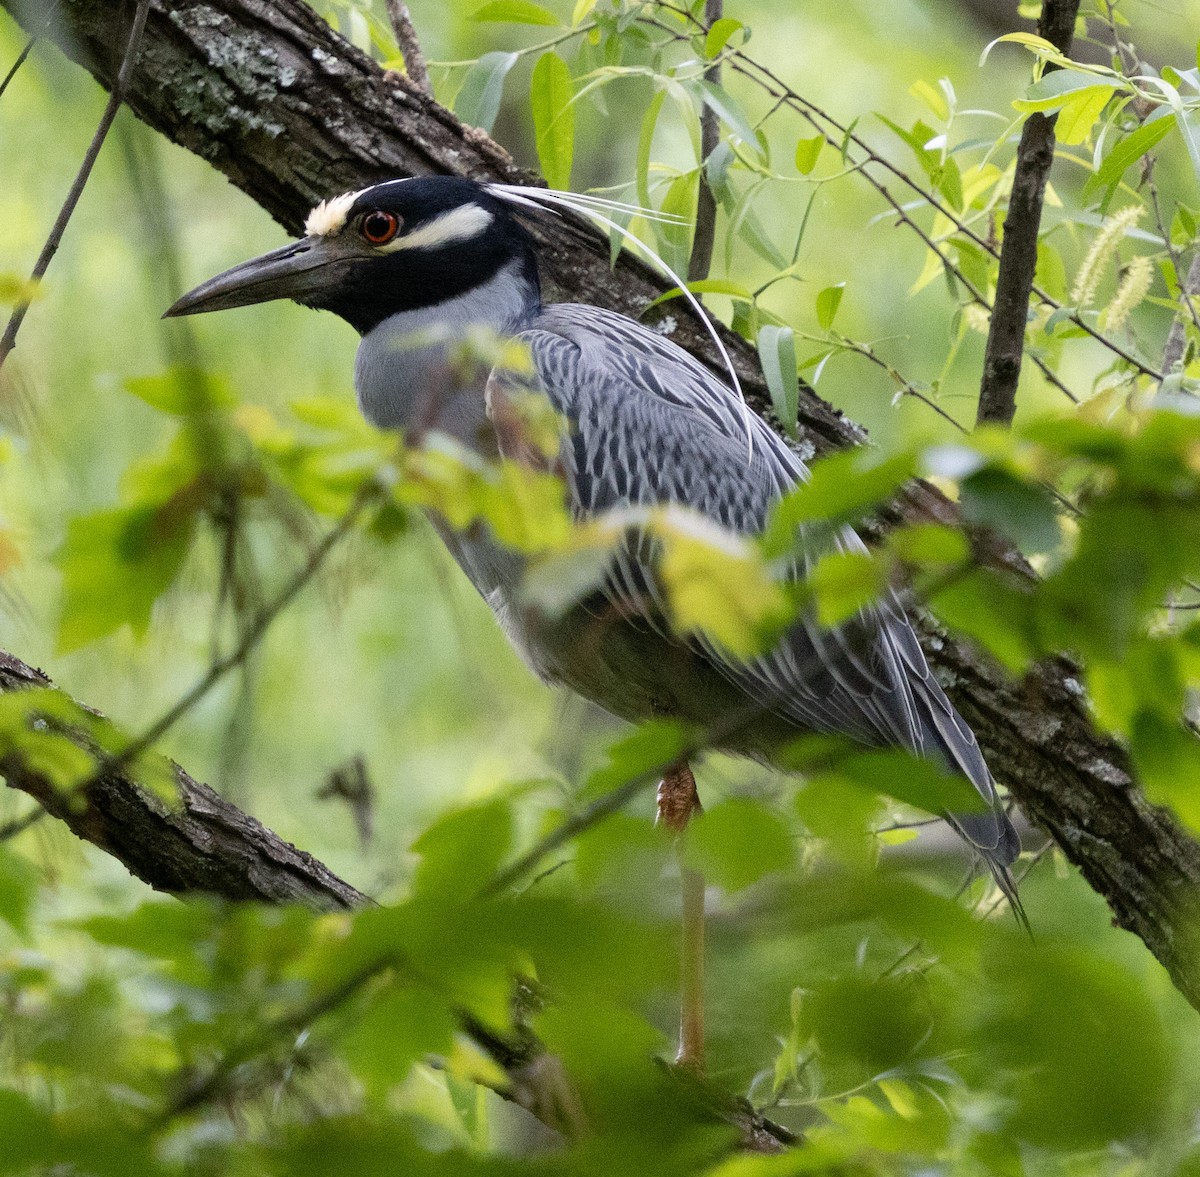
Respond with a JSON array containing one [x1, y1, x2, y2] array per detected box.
[[361, 210, 400, 245]]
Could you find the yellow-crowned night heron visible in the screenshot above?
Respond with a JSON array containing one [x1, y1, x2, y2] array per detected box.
[[166, 176, 1021, 1070]]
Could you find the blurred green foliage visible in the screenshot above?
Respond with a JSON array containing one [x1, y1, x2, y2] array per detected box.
[[3, 0, 1200, 1173]]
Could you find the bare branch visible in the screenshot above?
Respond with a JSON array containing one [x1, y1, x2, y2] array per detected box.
[[383, 0, 430, 97], [977, 0, 1082, 426], [687, 0, 721, 283], [1162, 252, 1200, 375], [0, 646, 795, 1152], [0, 0, 152, 377]]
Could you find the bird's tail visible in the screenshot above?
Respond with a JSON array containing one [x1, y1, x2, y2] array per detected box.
[[911, 678, 1029, 933], [946, 808, 1030, 935]]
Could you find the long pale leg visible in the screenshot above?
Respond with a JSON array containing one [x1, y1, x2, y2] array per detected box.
[[656, 758, 705, 1072]]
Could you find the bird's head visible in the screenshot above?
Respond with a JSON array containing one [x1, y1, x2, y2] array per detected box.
[[165, 176, 541, 334]]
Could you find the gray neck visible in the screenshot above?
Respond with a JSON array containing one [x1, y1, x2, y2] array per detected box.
[[353, 261, 538, 448]]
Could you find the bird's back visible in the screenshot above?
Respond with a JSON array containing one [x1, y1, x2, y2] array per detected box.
[[511, 303, 1019, 871]]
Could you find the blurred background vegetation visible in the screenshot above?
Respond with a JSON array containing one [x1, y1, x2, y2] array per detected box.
[[3, 0, 1200, 1172]]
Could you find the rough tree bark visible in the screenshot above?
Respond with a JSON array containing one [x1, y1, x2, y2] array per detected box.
[[2, 0, 1200, 1012], [0, 650, 795, 1152], [976, 0, 1081, 426]]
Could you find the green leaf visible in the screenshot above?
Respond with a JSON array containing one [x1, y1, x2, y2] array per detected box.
[[695, 80, 759, 146], [808, 549, 887, 627], [658, 514, 791, 656], [470, 0, 559, 25], [580, 720, 689, 801], [683, 798, 794, 891], [1055, 86, 1117, 146], [530, 51, 575, 189], [757, 324, 799, 439], [340, 985, 457, 1097], [636, 88, 668, 214], [959, 466, 1061, 554], [124, 366, 234, 416], [1082, 111, 1176, 206], [794, 133, 824, 175], [704, 17, 744, 59], [763, 450, 916, 546], [656, 169, 698, 276], [1132, 711, 1200, 831], [910, 78, 949, 121], [0, 273, 39, 304], [0, 848, 37, 935], [454, 51, 519, 132], [815, 283, 845, 331], [888, 522, 970, 569], [644, 277, 753, 311], [929, 573, 1037, 673], [412, 799, 513, 898], [1013, 68, 1114, 113], [936, 154, 964, 210], [56, 505, 196, 651]]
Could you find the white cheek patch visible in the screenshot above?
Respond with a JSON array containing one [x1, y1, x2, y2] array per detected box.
[[305, 189, 365, 237], [378, 203, 494, 253]]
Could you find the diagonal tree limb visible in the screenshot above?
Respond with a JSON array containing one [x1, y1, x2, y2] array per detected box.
[[3, 0, 1200, 1012], [0, 650, 368, 909], [0, 648, 795, 1152]]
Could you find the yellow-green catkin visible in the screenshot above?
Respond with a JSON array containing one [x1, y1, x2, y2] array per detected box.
[[1070, 204, 1144, 309], [1100, 254, 1154, 331]]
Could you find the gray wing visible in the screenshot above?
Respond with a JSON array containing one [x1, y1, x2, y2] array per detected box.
[[517, 303, 1018, 870]]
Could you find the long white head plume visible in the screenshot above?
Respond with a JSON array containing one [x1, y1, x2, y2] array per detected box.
[[487, 183, 755, 458]]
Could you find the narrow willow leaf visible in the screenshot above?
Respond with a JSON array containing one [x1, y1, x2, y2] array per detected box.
[[816, 283, 845, 331], [645, 278, 753, 311], [455, 51, 518, 132], [530, 51, 575, 190], [470, 0, 559, 25], [636, 87, 668, 213], [704, 17, 744, 59], [910, 79, 949, 121], [571, 0, 599, 24], [657, 169, 699, 276], [695, 80, 759, 147], [794, 133, 824, 175], [757, 324, 799, 439], [1055, 86, 1117, 145], [1082, 111, 1176, 206]]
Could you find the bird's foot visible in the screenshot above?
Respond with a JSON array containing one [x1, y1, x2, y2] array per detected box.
[[656, 758, 702, 834]]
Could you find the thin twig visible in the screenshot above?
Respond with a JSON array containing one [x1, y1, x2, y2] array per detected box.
[[977, 0, 1082, 426], [0, 0, 152, 376], [1162, 252, 1200, 375], [688, 0, 721, 283], [81, 483, 378, 788], [0, 34, 35, 101], [384, 0, 431, 96], [0, 806, 45, 842]]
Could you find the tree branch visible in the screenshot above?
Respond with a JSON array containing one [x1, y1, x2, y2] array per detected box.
[[0, 647, 794, 1152], [0, 0, 152, 377], [687, 0, 721, 283], [0, 650, 367, 909], [976, 0, 1081, 426], [383, 0, 430, 97], [4, 0, 1200, 1013]]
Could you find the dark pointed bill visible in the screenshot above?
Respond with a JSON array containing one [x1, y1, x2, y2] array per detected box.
[[163, 238, 332, 318]]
